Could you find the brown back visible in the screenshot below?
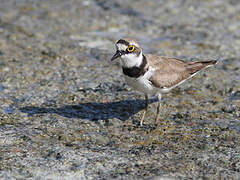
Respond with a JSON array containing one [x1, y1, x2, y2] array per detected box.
[[146, 54, 217, 88]]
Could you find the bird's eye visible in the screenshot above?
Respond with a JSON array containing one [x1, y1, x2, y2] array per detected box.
[[127, 45, 135, 53]]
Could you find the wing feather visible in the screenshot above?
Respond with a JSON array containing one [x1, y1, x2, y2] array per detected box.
[[146, 55, 217, 88]]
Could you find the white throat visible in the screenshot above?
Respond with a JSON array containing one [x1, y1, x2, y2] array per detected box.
[[121, 51, 143, 68]]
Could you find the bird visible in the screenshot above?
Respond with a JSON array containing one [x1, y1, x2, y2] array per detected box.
[[111, 38, 217, 126]]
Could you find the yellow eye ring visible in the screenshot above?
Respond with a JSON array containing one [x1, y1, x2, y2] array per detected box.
[[127, 45, 135, 53]]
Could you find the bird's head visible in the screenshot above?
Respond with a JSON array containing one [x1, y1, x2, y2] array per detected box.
[[111, 38, 143, 68]]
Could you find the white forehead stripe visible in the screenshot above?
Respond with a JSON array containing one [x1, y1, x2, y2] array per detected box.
[[129, 42, 139, 47], [116, 43, 128, 51]]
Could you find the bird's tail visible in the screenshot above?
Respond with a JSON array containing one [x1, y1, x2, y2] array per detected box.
[[186, 60, 218, 75]]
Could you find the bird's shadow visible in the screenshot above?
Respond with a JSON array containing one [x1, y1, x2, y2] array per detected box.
[[19, 98, 157, 122]]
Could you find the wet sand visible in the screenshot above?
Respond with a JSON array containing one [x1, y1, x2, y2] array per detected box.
[[0, 0, 240, 179]]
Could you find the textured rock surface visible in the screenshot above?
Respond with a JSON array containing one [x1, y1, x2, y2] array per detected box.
[[0, 0, 240, 179]]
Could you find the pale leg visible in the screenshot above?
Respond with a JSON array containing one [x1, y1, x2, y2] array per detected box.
[[140, 94, 148, 126], [155, 93, 162, 124]]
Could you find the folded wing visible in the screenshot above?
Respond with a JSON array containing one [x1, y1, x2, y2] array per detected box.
[[146, 55, 217, 88]]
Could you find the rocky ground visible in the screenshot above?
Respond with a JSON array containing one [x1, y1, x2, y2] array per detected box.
[[0, 0, 240, 179]]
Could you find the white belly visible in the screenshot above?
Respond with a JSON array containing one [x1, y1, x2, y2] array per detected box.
[[124, 75, 155, 94]]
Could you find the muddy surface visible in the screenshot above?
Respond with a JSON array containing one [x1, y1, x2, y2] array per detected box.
[[0, 0, 240, 179]]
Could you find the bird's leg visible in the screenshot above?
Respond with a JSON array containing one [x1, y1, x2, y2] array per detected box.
[[154, 94, 162, 124], [140, 94, 148, 126]]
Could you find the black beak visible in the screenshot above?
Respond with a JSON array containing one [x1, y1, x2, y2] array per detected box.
[[111, 50, 122, 61]]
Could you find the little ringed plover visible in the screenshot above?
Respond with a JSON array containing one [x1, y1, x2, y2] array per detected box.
[[111, 38, 217, 126]]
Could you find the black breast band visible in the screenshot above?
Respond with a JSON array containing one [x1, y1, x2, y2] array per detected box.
[[122, 55, 147, 78]]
